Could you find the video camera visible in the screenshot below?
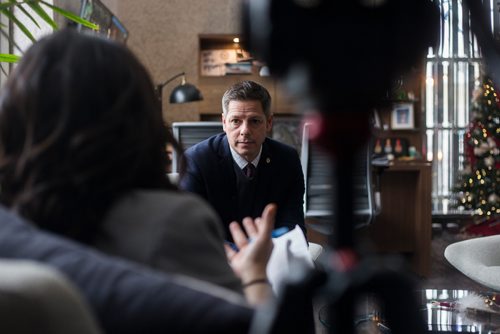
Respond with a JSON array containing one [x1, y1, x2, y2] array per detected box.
[[243, 1, 441, 333]]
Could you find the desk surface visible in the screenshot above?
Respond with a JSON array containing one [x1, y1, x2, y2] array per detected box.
[[421, 289, 499, 333], [388, 160, 432, 169], [318, 289, 500, 333]]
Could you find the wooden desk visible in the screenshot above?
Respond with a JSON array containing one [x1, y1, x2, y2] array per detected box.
[[364, 161, 432, 277], [305, 160, 432, 277]]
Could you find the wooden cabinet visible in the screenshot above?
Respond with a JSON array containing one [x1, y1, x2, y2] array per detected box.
[[363, 161, 432, 277], [306, 161, 432, 277]]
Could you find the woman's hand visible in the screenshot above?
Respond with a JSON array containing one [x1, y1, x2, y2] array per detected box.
[[224, 203, 276, 304]]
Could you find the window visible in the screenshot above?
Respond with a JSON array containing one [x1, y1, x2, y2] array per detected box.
[[0, 1, 54, 87], [13, 2, 54, 55], [0, 12, 10, 86], [424, 0, 498, 214]]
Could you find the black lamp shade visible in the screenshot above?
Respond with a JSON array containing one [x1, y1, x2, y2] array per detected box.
[[169, 83, 203, 104]]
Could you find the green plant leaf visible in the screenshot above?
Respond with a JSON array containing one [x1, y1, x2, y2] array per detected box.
[[0, 53, 21, 63], [40, 1, 99, 31], [0, 3, 16, 11], [0, 0, 101, 64], [10, 0, 41, 29], [26, 0, 57, 30], [0, 7, 36, 42]]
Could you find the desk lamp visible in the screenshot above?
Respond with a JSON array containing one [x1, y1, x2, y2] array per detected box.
[[156, 72, 203, 106]]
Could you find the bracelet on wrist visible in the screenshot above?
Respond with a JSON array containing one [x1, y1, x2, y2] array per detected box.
[[242, 278, 269, 288]]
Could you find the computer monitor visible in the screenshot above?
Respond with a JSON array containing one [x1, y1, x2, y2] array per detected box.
[[171, 122, 223, 173]]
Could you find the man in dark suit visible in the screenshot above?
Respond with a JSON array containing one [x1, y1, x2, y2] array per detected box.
[[180, 80, 305, 239]]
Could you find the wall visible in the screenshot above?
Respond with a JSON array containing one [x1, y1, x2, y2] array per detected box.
[[100, 0, 247, 124], [98, 0, 299, 124]]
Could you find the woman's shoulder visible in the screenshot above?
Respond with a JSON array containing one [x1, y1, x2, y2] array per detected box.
[[107, 189, 221, 230], [100, 189, 226, 252], [112, 189, 213, 215], [127, 189, 208, 205]]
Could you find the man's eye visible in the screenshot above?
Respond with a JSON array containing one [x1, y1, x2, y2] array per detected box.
[[251, 119, 263, 125], [231, 119, 241, 124]]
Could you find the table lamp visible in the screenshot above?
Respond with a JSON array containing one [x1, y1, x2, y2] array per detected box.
[[156, 72, 203, 106]]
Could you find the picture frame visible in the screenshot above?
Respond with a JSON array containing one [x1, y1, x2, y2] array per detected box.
[[391, 102, 414, 130]]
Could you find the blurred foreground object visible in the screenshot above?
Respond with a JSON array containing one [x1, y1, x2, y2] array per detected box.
[[244, 1, 440, 334], [243, 0, 440, 113]]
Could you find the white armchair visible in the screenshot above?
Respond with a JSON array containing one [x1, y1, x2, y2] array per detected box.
[[0, 259, 101, 334], [444, 234, 500, 292]]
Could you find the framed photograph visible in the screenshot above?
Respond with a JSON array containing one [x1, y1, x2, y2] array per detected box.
[[391, 103, 414, 129]]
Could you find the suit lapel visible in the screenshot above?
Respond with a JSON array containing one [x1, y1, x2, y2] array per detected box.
[[217, 136, 239, 218], [254, 139, 272, 212]]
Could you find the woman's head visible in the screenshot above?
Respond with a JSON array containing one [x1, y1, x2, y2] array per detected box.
[[0, 29, 175, 242]]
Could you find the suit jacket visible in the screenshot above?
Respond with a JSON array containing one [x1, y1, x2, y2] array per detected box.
[[94, 189, 243, 293], [0, 205, 252, 334], [180, 133, 305, 239]]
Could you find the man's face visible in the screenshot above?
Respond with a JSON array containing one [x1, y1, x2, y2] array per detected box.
[[222, 100, 272, 162]]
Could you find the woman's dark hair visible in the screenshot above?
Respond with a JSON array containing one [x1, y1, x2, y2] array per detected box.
[[0, 29, 178, 243]]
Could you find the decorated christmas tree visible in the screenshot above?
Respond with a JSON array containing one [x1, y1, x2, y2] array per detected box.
[[454, 77, 500, 228]]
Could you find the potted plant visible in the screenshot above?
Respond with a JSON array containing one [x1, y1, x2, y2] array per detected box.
[[0, 0, 98, 63]]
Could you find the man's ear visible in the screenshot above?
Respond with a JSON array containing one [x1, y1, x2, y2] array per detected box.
[[221, 113, 226, 131], [266, 115, 273, 132]]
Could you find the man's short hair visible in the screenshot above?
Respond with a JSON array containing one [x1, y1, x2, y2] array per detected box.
[[222, 81, 272, 117]]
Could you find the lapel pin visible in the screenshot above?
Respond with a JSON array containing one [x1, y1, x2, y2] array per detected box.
[[266, 158, 271, 163]]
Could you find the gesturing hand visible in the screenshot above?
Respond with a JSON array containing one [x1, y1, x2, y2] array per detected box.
[[224, 203, 276, 284]]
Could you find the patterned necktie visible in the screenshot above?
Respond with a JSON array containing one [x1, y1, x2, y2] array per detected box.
[[243, 163, 256, 179]]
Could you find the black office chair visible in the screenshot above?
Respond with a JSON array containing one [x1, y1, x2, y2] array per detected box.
[[300, 123, 380, 235], [171, 121, 223, 173]]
